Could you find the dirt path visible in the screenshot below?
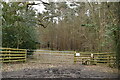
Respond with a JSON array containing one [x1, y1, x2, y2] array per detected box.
[[2, 63, 119, 78]]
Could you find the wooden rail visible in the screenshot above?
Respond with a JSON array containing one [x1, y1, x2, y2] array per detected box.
[[34, 50, 74, 54], [74, 52, 116, 65], [0, 48, 27, 63]]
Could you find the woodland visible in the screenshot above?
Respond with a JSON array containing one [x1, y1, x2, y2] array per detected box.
[[1, 1, 120, 68]]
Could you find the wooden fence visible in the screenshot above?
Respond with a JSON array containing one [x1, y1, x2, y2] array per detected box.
[[74, 52, 116, 65], [0, 48, 27, 63], [32, 50, 116, 65], [0, 48, 116, 65]]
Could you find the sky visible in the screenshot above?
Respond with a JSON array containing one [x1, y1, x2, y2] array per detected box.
[[32, 3, 46, 13], [28, 1, 47, 13], [32, 1, 80, 13]]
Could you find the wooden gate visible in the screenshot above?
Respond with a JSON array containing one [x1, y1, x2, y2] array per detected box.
[[0, 48, 27, 63], [74, 52, 116, 65], [32, 50, 74, 64]]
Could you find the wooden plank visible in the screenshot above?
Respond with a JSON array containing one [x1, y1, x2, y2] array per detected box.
[[94, 55, 116, 57], [76, 57, 93, 59], [77, 52, 114, 55], [76, 59, 116, 61], [51, 55, 73, 56], [89, 60, 115, 62], [0, 57, 25, 59], [75, 55, 91, 57], [0, 48, 26, 51], [94, 58, 115, 59], [36, 53, 73, 56], [93, 53, 114, 55], [78, 52, 91, 55], [0, 59, 26, 62], [74, 52, 115, 57], [35, 51, 74, 54], [76, 60, 90, 62], [75, 60, 115, 63], [0, 54, 26, 56], [0, 51, 26, 53]]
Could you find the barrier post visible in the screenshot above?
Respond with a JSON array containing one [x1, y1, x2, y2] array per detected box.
[[74, 52, 76, 64], [25, 49, 27, 62], [90, 53, 94, 65]]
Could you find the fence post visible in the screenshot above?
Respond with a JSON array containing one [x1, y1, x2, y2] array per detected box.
[[25, 49, 27, 62], [108, 55, 110, 66], [8, 49, 10, 63], [90, 53, 94, 65], [74, 52, 76, 64]]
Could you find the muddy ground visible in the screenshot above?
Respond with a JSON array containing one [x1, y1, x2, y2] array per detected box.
[[2, 63, 119, 78]]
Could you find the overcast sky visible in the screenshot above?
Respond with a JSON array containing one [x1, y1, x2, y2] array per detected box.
[[32, 1, 80, 13]]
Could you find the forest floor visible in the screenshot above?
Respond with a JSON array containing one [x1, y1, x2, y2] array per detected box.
[[2, 61, 119, 78]]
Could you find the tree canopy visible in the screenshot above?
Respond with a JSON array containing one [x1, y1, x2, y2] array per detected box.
[[1, 1, 120, 68], [2, 2, 38, 49]]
